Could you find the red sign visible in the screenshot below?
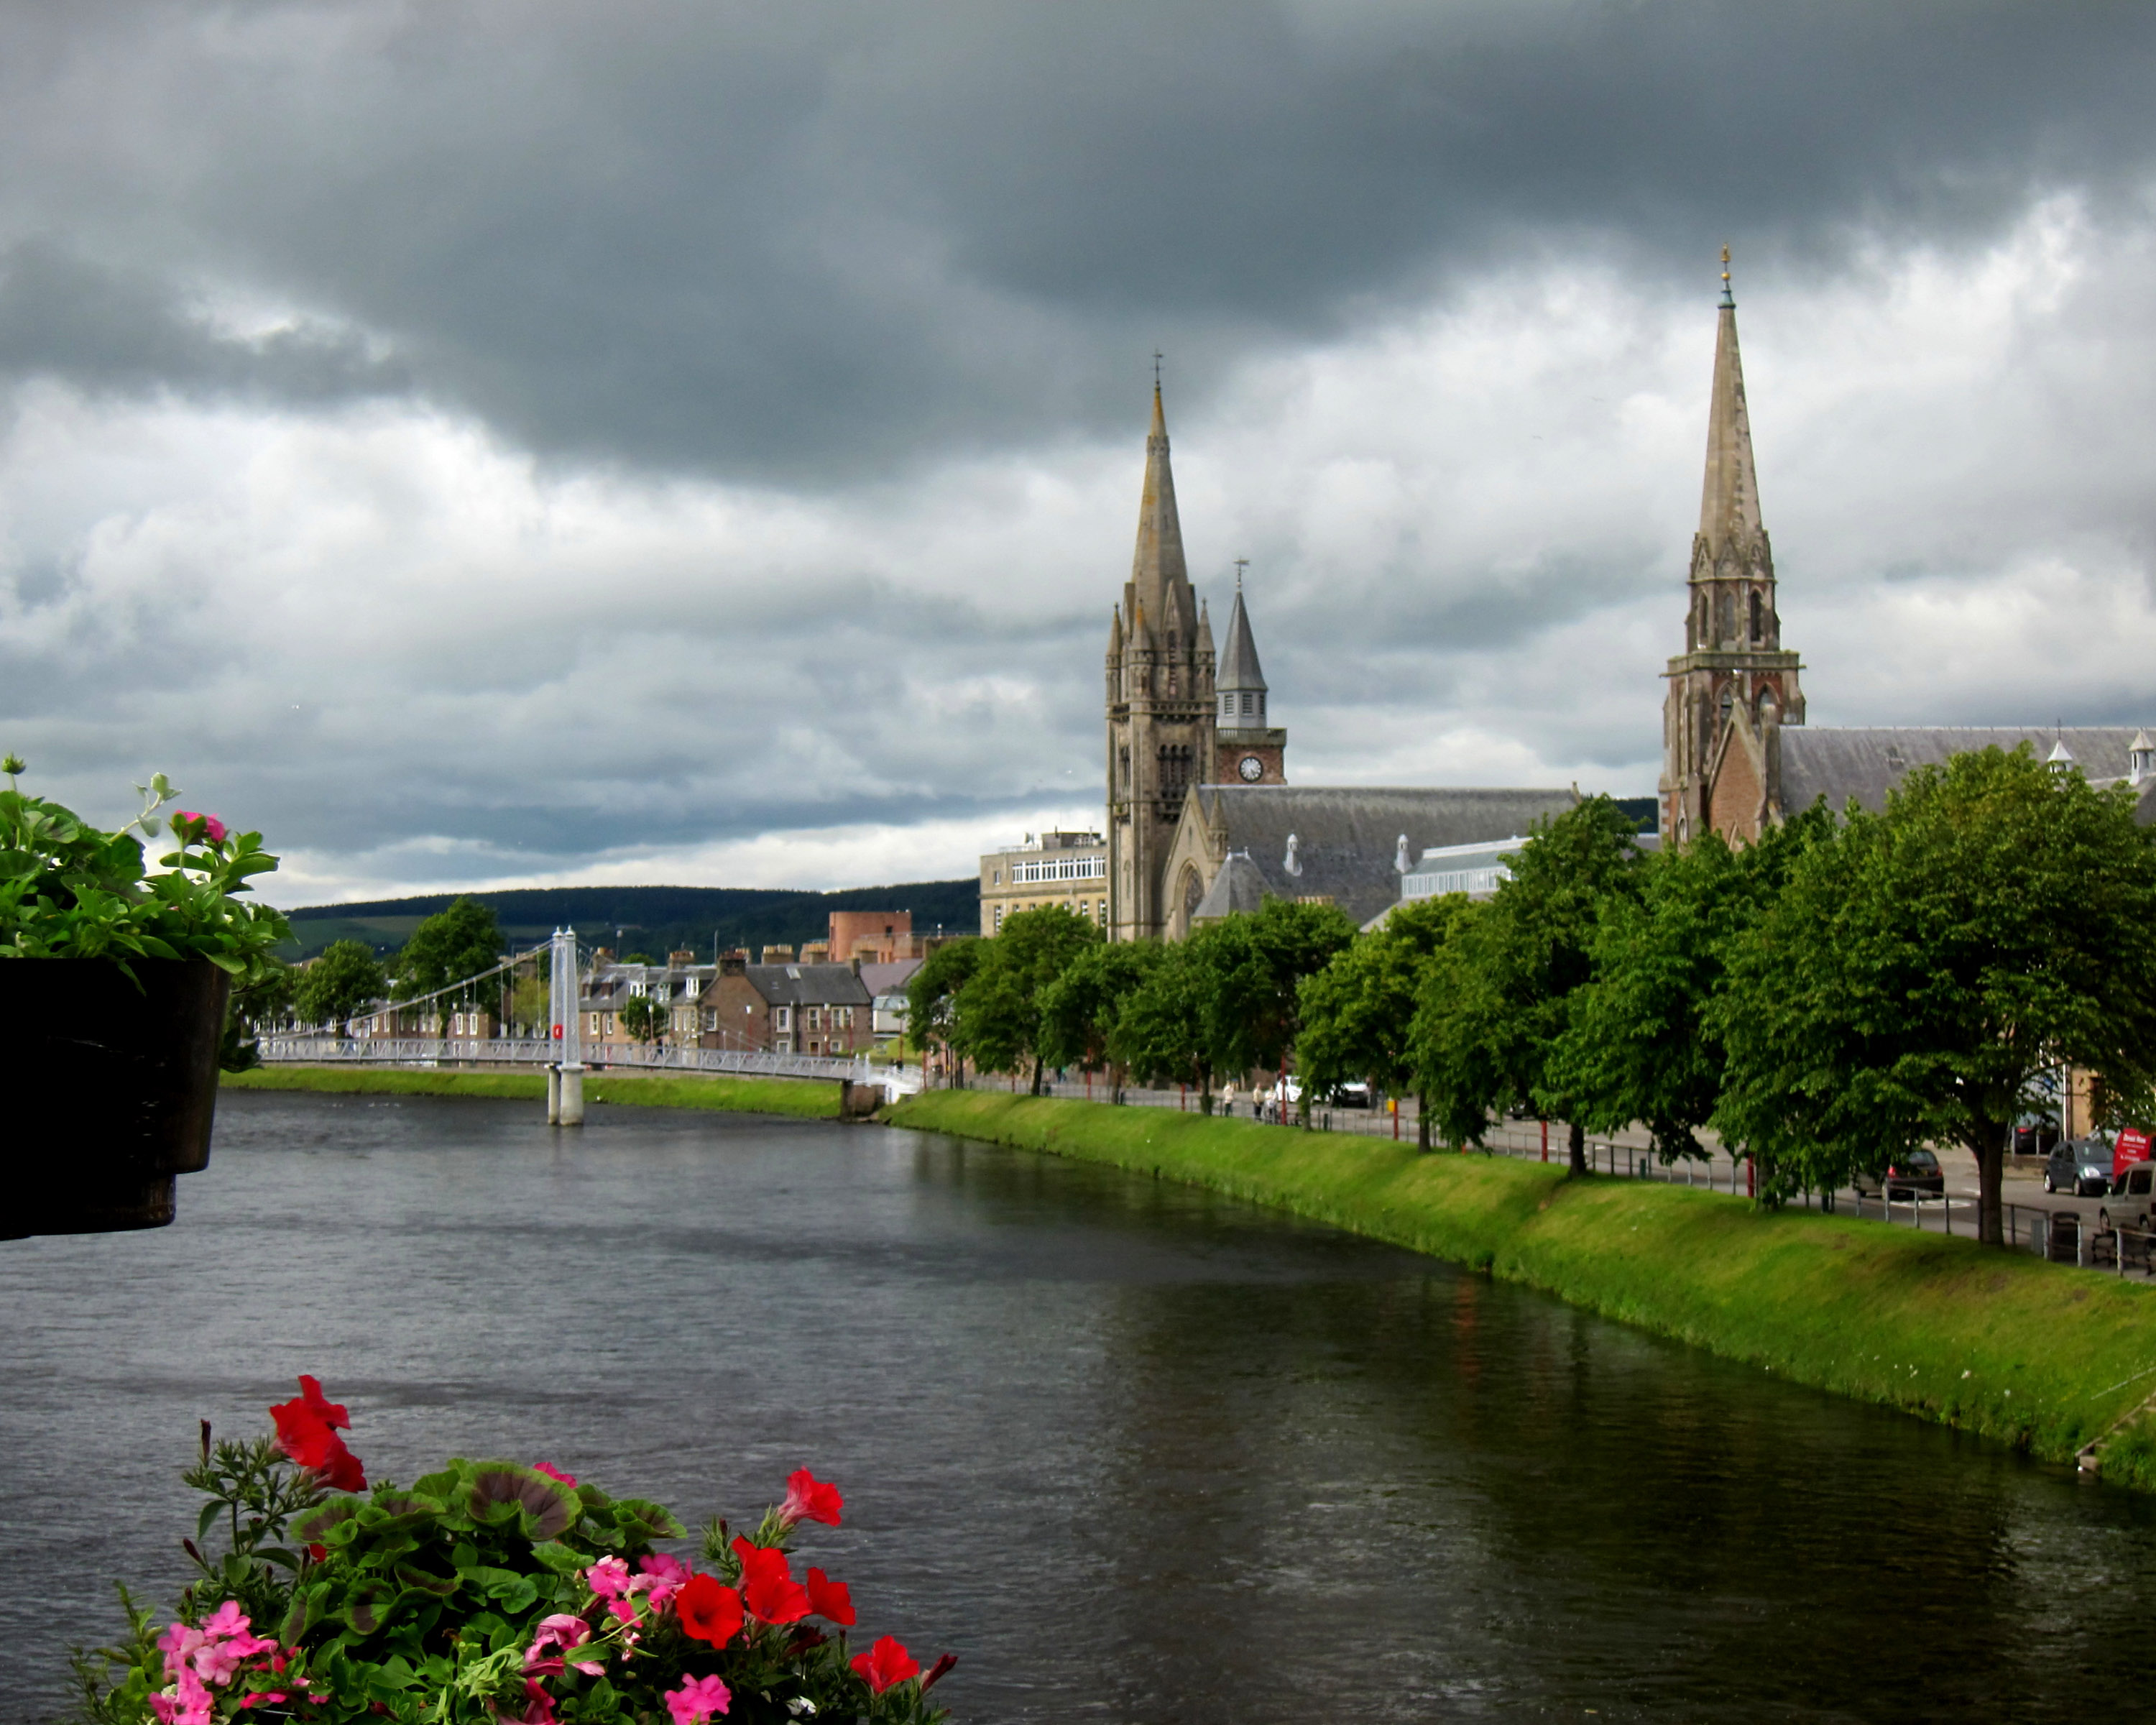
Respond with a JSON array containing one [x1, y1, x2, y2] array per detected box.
[[2116, 1128, 2152, 1177], [552, 1024, 564, 1040]]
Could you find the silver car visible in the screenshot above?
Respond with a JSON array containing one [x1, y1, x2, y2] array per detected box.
[[2101, 1162, 2156, 1237]]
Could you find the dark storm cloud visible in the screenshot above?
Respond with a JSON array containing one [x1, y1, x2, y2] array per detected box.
[[0, 1, 2150, 480], [0, 241, 408, 404]]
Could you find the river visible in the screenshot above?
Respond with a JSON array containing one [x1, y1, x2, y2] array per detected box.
[[4, 1091, 2149, 1721]]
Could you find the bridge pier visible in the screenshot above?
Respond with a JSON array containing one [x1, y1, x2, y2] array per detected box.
[[558, 1063, 585, 1126], [547, 1064, 562, 1124]]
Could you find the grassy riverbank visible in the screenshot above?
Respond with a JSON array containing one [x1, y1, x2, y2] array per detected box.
[[887, 1090, 2156, 1491], [224, 1065, 842, 1119]]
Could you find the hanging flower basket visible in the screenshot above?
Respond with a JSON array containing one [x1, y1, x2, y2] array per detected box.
[[1, 957, 231, 1237], [0, 758, 290, 1238]]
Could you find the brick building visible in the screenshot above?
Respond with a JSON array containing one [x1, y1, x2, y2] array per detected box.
[[698, 954, 874, 1057]]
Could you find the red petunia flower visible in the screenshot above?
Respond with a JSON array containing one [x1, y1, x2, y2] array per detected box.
[[778, 1468, 842, 1527], [674, 1573, 745, 1646], [803, 1567, 854, 1627], [730, 1537, 810, 1624], [850, 1635, 921, 1696], [269, 1376, 367, 1493]]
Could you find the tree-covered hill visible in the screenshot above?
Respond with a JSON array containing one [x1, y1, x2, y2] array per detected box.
[[275, 879, 980, 962]]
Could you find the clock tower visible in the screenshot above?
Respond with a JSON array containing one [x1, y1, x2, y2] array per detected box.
[[1214, 574, 1286, 786]]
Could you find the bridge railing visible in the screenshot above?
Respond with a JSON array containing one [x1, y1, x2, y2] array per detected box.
[[256, 1036, 921, 1094]]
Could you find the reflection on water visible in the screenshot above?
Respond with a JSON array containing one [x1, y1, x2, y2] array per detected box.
[[3, 1090, 2147, 1721]]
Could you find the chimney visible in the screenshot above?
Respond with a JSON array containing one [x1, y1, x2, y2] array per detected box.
[[761, 944, 795, 964]]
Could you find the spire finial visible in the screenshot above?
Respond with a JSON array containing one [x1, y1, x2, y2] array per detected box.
[[1719, 244, 1734, 308], [1233, 556, 1248, 591], [1152, 349, 1164, 391]]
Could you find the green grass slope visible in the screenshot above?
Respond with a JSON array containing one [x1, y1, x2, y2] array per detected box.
[[224, 1065, 841, 1119], [887, 1090, 2156, 1491]]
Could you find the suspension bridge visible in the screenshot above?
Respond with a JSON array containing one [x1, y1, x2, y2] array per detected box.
[[262, 927, 918, 1122]]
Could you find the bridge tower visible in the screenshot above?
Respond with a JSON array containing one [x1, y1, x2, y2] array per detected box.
[[548, 926, 585, 1125]]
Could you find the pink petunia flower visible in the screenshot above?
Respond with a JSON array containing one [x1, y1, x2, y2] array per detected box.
[[665, 1673, 733, 1725], [533, 1461, 577, 1486], [525, 1613, 604, 1678], [157, 1622, 207, 1680], [175, 811, 227, 844], [584, 1556, 632, 1599]]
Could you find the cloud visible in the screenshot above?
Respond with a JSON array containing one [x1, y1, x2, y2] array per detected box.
[[3, 7, 2156, 901]]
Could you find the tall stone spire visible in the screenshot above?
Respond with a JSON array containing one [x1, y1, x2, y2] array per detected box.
[[1106, 376, 1217, 940], [1696, 253, 1766, 577], [1128, 383, 1194, 638], [1659, 251, 1803, 848]]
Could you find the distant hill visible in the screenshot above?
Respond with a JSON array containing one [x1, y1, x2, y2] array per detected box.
[[276, 880, 981, 962], [1611, 796, 1657, 833]]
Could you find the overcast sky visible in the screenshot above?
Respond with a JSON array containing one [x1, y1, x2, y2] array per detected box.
[[4, 1, 2155, 903]]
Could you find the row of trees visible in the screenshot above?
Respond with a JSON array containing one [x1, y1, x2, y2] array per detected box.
[[911, 747, 2156, 1246], [292, 896, 511, 1032]]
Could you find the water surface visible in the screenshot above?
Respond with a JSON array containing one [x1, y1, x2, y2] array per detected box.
[[4, 1091, 2148, 1721]]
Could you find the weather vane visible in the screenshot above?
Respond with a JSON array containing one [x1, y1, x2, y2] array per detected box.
[[1720, 244, 1734, 307], [1233, 557, 1249, 590], [1153, 349, 1164, 388]]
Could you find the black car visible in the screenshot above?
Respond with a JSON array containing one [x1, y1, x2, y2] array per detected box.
[[1853, 1149, 1945, 1200], [2044, 1136, 2113, 1197], [2011, 1113, 2061, 1157]]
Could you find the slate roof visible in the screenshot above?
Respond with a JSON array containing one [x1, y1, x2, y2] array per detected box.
[[724, 964, 872, 1007], [856, 959, 924, 998], [1216, 588, 1267, 692], [1780, 727, 2156, 818], [1189, 785, 1579, 926], [1191, 850, 1271, 923]]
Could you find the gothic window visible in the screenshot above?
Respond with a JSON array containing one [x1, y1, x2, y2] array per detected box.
[[1749, 589, 1762, 642], [1181, 866, 1202, 920], [1718, 591, 1736, 643]]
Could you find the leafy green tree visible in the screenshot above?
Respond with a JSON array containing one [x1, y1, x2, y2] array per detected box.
[[1297, 893, 1473, 1147], [221, 959, 298, 1071], [395, 896, 504, 998], [1195, 897, 1357, 1117], [1037, 940, 1161, 1101], [617, 993, 667, 1044], [295, 939, 387, 1033], [906, 938, 982, 1085], [1715, 746, 2156, 1243], [1547, 807, 1830, 1162], [1107, 939, 1216, 1098], [951, 906, 1102, 1092], [1410, 797, 1646, 1170]]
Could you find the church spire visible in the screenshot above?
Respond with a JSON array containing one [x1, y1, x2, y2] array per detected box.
[[1129, 382, 1190, 626], [1217, 585, 1268, 697], [1697, 247, 1765, 573]]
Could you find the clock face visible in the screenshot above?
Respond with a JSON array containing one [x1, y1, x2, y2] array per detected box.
[[1238, 754, 1266, 782]]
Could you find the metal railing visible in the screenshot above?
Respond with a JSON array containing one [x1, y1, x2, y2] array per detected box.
[[256, 1035, 921, 1093]]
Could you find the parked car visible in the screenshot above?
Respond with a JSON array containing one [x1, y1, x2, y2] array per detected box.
[[2010, 1113, 2061, 1157], [2100, 1160, 2156, 1237], [2045, 1136, 2114, 1197], [1330, 1082, 1373, 1109], [1853, 1149, 1945, 1200]]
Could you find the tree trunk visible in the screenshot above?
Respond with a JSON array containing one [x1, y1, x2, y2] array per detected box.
[[1417, 1091, 1431, 1152], [1030, 1057, 1044, 1096], [1569, 1120, 1588, 1177], [1974, 1123, 2007, 1246]]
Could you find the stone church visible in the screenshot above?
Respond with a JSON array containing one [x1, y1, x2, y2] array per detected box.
[[1104, 384, 1575, 940], [1660, 259, 2156, 842]]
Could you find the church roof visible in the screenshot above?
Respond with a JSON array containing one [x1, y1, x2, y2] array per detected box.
[[1216, 586, 1267, 692], [1189, 785, 1578, 926], [1780, 727, 2156, 819], [1698, 275, 1766, 566], [1190, 850, 1270, 924]]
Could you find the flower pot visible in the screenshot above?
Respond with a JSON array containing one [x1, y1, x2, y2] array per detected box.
[[1, 957, 230, 1238]]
